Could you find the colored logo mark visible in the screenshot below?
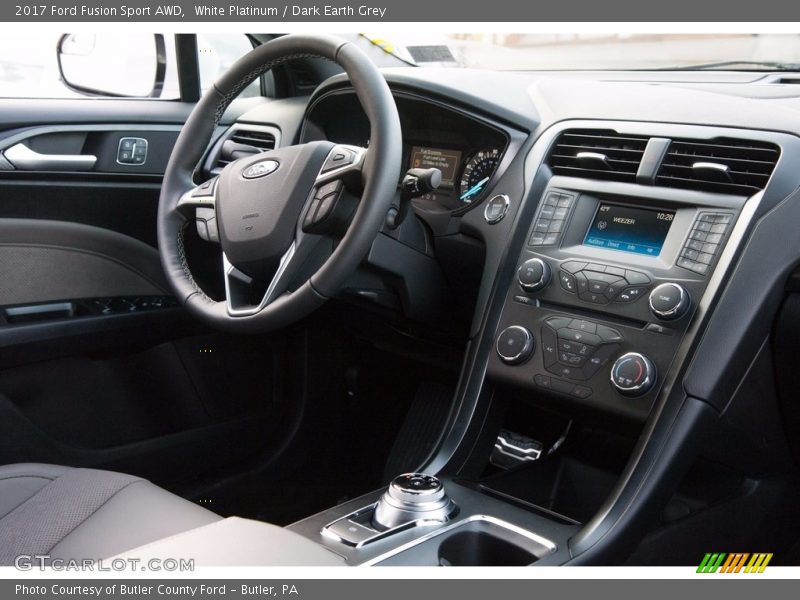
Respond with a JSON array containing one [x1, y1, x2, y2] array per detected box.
[[697, 552, 773, 573]]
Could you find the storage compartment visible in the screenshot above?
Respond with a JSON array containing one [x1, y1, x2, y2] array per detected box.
[[480, 455, 619, 524], [438, 529, 537, 566], [472, 398, 634, 524], [376, 517, 555, 566], [5, 302, 75, 324], [1, 296, 178, 325]]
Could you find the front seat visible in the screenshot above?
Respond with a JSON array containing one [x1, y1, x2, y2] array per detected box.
[[0, 463, 220, 565]]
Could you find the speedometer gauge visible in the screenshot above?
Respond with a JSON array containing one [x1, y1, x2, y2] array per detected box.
[[458, 147, 502, 204]]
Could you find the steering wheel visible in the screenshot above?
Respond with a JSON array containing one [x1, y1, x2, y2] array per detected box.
[[157, 34, 401, 333]]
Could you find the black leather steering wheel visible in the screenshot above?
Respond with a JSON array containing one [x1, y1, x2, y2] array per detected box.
[[158, 34, 401, 333]]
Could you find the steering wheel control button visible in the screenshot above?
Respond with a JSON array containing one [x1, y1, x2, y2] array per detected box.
[[518, 258, 551, 293], [195, 207, 218, 243], [484, 194, 510, 224], [303, 180, 344, 232], [321, 147, 357, 173], [316, 195, 338, 221], [496, 326, 535, 365], [192, 177, 218, 197], [649, 283, 691, 321], [242, 159, 279, 179], [117, 137, 148, 165], [611, 352, 656, 396], [316, 180, 342, 199], [303, 200, 321, 229], [196, 220, 209, 240]]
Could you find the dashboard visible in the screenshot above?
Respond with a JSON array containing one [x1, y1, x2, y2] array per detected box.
[[300, 90, 509, 211], [232, 66, 800, 427], [223, 64, 800, 564]]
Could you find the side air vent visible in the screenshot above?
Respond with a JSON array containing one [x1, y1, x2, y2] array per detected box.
[[548, 130, 649, 183], [656, 138, 780, 195], [211, 127, 277, 175]]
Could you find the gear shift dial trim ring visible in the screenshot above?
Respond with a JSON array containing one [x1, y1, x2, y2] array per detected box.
[[320, 473, 459, 547], [373, 473, 458, 531]]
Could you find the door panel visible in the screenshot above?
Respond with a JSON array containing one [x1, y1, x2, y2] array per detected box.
[[0, 219, 167, 306], [0, 98, 287, 493]]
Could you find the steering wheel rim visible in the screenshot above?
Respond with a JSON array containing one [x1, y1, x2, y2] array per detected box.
[[157, 34, 401, 333]]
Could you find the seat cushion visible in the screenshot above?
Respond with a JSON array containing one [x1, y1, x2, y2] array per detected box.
[[114, 517, 346, 566], [0, 463, 220, 565]]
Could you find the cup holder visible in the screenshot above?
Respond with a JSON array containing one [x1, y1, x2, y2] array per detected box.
[[438, 530, 538, 566], [374, 516, 556, 566]]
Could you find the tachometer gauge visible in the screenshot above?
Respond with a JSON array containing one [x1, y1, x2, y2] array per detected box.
[[458, 147, 502, 204]]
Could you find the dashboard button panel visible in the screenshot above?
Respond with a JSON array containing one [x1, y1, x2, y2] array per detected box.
[[528, 192, 576, 247], [557, 263, 651, 305], [489, 183, 741, 421], [678, 212, 733, 275], [542, 317, 621, 381]]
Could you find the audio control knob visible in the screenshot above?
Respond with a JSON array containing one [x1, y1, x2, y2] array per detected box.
[[649, 283, 691, 321], [518, 258, 551, 292], [611, 352, 656, 397], [496, 326, 534, 365]]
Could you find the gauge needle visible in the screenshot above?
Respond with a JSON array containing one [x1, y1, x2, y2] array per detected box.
[[460, 177, 490, 200]]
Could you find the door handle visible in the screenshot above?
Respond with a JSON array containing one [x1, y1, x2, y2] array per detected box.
[[3, 143, 97, 171]]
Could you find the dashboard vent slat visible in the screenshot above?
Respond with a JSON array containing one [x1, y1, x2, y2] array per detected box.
[[211, 127, 276, 175], [656, 138, 780, 195], [548, 129, 649, 183]]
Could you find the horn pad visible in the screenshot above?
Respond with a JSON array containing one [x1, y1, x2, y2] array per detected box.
[[215, 141, 334, 280]]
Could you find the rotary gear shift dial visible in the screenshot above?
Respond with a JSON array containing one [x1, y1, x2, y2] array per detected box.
[[372, 473, 457, 530]]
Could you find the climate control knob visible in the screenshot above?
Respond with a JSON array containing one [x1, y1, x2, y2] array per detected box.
[[610, 352, 656, 397], [496, 326, 534, 365], [518, 258, 551, 293], [649, 283, 691, 321]]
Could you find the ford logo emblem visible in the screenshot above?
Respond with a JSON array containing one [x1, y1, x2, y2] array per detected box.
[[242, 159, 279, 179]]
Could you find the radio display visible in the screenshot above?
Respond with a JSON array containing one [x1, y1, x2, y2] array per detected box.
[[583, 203, 675, 256], [409, 146, 462, 187]]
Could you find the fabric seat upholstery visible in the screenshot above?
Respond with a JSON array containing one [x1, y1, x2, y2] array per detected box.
[[0, 463, 221, 565]]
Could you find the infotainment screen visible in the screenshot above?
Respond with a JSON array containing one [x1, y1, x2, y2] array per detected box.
[[583, 203, 675, 256], [409, 146, 462, 188]]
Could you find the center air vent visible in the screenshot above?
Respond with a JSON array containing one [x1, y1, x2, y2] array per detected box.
[[548, 130, 649, 183], [656, 138, 780, 195], [211, 126, 277, 175]]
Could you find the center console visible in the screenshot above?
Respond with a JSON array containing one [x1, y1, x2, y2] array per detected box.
[[487, 178, 742, 420], [285, 118, 791, 566], [289, 472, 575, 566]]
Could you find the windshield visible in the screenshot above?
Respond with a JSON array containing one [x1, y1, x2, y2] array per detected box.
[[358, 33, 800, 71]]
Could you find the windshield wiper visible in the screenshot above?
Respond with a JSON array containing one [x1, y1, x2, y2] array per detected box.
[[654, 60, 800, 71]]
